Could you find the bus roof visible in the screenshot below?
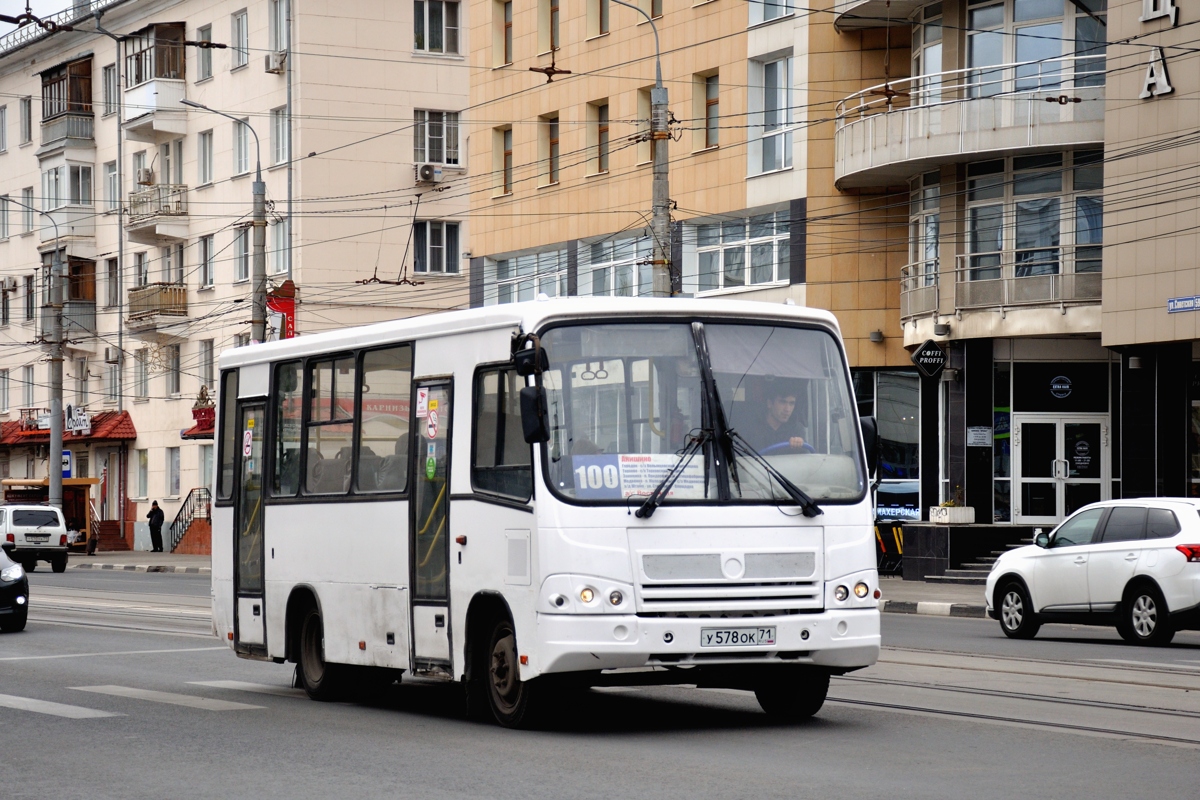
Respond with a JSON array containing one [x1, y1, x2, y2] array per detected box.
[[219, 297, 841, 369]]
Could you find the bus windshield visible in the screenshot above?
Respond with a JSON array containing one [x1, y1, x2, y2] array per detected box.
[[541, 321, 864, 505]]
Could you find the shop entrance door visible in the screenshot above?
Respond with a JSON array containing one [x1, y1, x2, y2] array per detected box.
[[1013, 415, 1108, 525]]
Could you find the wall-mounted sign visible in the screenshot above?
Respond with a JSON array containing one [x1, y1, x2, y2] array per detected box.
[[967, 427, 992, 447], [1140, 0, 1178, 26], [1168, 294, 1200, 313], [1140, 47, 1174, 99], [61, 450, 72, 479], [1050, 376, 1073, 399], [910, 340, 947, 379]]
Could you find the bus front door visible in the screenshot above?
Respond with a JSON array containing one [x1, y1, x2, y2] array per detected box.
[[410, 380, 452, 675], [233, 402, 266, 656]]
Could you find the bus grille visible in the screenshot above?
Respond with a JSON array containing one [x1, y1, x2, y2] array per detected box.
[[636, 580, 822, 614]]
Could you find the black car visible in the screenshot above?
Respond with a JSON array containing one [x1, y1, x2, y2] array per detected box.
[[0, 542, 29, 632]]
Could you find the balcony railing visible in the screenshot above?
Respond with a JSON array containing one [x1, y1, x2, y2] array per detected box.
[[128, 283, 187, 320], [40, 113, 94, 147], [954, 247, 1101, 311], [900, 262, 939, 321], [128, 185, 188, 220], [834, 56, 1105, 186]]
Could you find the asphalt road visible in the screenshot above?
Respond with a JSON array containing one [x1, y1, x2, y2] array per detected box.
[[3, 571, 1200, 799]]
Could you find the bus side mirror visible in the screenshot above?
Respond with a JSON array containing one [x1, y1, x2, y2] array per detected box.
[[860, 415, 879, 477], [520, 385, 550, 444], [513, 346, 549, 377]]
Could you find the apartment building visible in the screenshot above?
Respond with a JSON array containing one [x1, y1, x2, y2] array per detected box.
[[466, 0, 923, 519], [834, 0, 1200, 527], [0, 0, 469, 548]]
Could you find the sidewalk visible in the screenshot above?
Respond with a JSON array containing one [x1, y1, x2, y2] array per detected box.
[[879, 576, 989, 619], [67, 551, 211, 574]]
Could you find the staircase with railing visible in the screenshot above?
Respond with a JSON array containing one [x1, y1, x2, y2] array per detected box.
[[169, 487, 211, 553]]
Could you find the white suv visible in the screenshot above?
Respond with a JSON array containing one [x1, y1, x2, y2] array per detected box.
[[986, 499, 1200, 646], [1, 505, 69, 573]]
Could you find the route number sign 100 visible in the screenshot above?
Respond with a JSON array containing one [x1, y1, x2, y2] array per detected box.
[[574, 464, 619, 490]]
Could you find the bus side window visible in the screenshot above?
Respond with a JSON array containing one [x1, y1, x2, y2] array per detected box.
[[217, 369, 239, 501], [305, 356, 356, 495], [356, 345, 412, 493], [472, 367, 532, 501], [271, 361, 302, 497]]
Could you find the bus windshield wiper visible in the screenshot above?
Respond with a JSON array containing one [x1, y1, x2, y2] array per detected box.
[[635, 430, 710, 519], [724, 429, 823, 518]]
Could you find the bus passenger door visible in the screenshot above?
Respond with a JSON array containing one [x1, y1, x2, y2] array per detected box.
[[233, 402, 266, 655], [410, 380, 452, 675]]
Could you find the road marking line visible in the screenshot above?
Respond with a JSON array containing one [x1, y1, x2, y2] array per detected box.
[[70, 685, 264, 711], [0, 693, 121, 719], [0, 646, 224, 662], [188, 680, 305, 698], [1090, 658, 1200, 671]]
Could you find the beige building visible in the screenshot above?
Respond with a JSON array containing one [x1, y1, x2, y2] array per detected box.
[[466, 0, 923, 516], [0, 0, 469, 549]]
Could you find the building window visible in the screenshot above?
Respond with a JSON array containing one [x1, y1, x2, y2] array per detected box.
[[650, 0, 663, 18], [21, 188, 33, 232], [197, 24, 213, 80], [751, 0, 793, 24], [694, 211, 791, 291], [104, 162, 118, 211], [271, 108, 288, 165], [582, 237, 652, 297], [0, 370, 8, 411], [162, 135, 185, 184], [200, 444, 214, 492], [495, 126, 513, 195], [753, 57, 793, 174], [552, 0, 561, 48], [106, 258, 119, 307], [135, 349, 149, 398], [541, 115, 560, 184], [23, 276, 34, 321], [134, 252, 149, 287], [270, 220, 288, 274], [592, 101, 609, 173], [42, 165, 93, 210], [235, 333, 251, 348], [198, 130, 213, 184], [485, 250, 567, 305], [200, 235, 216, 286], [102, 64, 118, 115], [200, 340, 215, 388], [0, 195, 8, 239], [269, 0, 288, 52], [414, 221, 460, 274], [500, 0, 513, 65], [234, 229, 250, 281], [637, 88, 652, 163], [703, 74, 719, 148], [414, 110, 460, 165], [41, 167, 62, 211], [234, 119, 250, 175], [19, 97, 32, 145], [75, 358, 89, 406], [167, 344, 181, 395], [22, 365, 34, 407], [908, 171, 940, 287], [231, 10, 249, 69], [105, 362, 119, 403], [414, 1, 460, 54], [852, 370, 921, 521], [136, 449, 148, 497], [538, 0, 558, 52], [124, 23, 185, 86], [1, 288, 8, 326], [911, 4, 943, 105], [0, 105, 7, 152], [132, 150, 145, 187]]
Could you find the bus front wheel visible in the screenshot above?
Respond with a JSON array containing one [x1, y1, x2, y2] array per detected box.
[[297, 605, 345, 701], [473, 615, 538, 728], [754, 670, 830, 721]]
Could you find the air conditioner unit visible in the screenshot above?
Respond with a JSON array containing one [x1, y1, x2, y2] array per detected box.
[[264, 52, 287, 74], [104, 347, 120, 364], [415, 163, 444, 184], [0, 277, 16, 292], [136, 168, 154, 186]]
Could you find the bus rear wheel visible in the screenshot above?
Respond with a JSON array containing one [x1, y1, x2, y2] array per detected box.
[[474, 615, 538, 728], [297, 605, 345, 701], [754, 670, 830, 721]]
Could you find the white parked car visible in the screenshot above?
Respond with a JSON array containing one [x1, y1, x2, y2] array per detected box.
[[0, 505, 69, 573], [986, 499, 1200, 646]]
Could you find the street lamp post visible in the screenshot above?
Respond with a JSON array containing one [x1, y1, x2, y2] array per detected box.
[[8, 196, 65, 511], [180, 99, 267, 343], [611, 0, 672, 297]]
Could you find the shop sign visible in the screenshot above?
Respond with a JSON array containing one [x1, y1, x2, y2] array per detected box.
[[1138, 1, 1178, 99], [910, 340, 947, 379], [1050, 376, 1073, 399], [65, 405, 91, 435]]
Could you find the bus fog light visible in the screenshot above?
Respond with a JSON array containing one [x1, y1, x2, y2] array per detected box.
[[800, 629, 809, 640], [608, 590, 623, 606], [854, 582, 870, 599], [834, 585, 849, 602], [579, 587, 595, 604], [549, 594, 566, 608]]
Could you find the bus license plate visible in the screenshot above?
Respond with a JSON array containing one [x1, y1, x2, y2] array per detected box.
[[700, 627, 776, 647]]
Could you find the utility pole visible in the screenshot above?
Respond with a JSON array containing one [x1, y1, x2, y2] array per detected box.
[[180, 100, 267, 341], [612, 0, 671, 296]]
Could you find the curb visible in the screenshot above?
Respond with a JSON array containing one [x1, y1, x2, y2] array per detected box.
[[881, 600, 988, 619], [68, 562, 211, 574]]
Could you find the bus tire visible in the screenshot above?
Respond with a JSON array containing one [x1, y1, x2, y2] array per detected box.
[[754, 670, 829, 721], [297, 604, 345, 701], [475, 615, 538, 728]]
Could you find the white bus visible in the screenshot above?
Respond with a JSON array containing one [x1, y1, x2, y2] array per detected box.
[[212, 297, 881, 727]]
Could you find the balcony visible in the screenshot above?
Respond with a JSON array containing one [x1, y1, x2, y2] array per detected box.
[[833, 0, 925, 29], [900, 262, 939, 321], [123, 79, 186, 143], [954, 248, 1101, 311], [39, 113, 94, 153], [125, 185, 188, 245], [127, 283, 188, 333], [835, 58, 1104, 189]]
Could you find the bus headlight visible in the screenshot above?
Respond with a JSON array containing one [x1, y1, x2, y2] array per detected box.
[[579, 587, 596, 604], [609, 590, 624, 606], [834, 585, 849, 602], [854, 582, 870, 599]]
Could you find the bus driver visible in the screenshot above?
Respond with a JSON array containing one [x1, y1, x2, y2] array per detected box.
[[742, 385, 807, 453]]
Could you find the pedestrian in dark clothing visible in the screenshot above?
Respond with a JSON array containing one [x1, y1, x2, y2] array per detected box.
[[147, 501, 165, 552]]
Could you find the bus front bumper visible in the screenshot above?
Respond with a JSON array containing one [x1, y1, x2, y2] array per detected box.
[[532, 608, 880, 677]]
